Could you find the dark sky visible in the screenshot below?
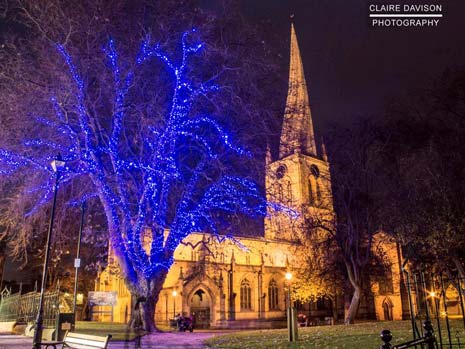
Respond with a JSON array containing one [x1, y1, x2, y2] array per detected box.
[[4, 0, 465, 285], [242, 0, 465, 135]]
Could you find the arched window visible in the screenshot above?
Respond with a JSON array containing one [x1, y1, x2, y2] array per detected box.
[[382, 297, 394, 321], [379, 265, 394, 294], [278, 183, 284, 202], [118, 278, 128, 297], [191, 250, 198, 261], [240, 279, 252, 310], [308, 177, 314, 204], [287, 181, 292, 204], [316, 181, 321, 204], [268, 279, 279, 310]]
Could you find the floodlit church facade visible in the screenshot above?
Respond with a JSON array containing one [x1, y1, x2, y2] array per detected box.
[[96, 24, 406, 328]]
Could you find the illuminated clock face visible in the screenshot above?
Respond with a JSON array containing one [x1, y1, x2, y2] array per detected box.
[[276, 165, 286, 179], [310, 164, 320, 178]]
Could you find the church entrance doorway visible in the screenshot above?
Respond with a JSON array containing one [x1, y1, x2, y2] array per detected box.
[[190, 289, 211, 329], [383, 297, 393, 321]]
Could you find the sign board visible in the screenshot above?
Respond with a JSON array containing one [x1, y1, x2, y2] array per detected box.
[[74, 258, 81, 268], [61, 321, 72, 330], [76, 293, 84, 305], [88, 291, 117, 306]]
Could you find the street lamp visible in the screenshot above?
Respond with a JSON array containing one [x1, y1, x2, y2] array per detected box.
[[72, 202, 86, 325], [172, 290, 178, 318], [32, 156, 65, 349], [285, 271, 298, 342], [429, 290, 444, 345]]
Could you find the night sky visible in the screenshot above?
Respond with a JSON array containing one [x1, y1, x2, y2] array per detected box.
[[243, 0, 465, 135]]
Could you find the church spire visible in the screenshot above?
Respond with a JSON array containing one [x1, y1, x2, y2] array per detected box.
[[265, 143, 272, 167], [279, 23, 317, 159]]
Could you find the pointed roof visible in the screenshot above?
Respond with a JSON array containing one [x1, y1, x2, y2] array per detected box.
[[279, 23, 317, 159]]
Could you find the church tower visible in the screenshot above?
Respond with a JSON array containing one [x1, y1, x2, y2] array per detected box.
[[265, 23, 333, 241]]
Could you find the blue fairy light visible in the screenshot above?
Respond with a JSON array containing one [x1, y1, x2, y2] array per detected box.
[[0, 30, 268, 283]]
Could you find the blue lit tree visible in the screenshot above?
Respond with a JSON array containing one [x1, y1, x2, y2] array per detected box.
[[0, 29, 266, 330]]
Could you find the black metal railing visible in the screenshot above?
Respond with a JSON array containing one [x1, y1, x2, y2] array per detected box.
[[404, 269, 464, 349], [379, 264, 465, 349], [0, 287, 60, 328], [380, 320, 438, 349]]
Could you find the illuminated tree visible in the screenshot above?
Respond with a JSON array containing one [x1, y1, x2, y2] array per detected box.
[[0, 29, 266, 331], [292, 249, 344, 321]]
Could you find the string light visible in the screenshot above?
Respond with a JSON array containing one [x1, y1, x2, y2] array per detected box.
[[0, 30, 268, 284]]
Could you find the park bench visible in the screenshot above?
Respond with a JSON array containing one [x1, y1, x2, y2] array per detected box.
[[41, 332, 112, 349]]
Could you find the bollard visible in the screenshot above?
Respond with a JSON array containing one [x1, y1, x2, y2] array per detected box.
[[380, 329, 392, 349]]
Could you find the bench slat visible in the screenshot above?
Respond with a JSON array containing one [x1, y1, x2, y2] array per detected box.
[[62, 332, 111, 349], [63, 344, 95, 349], [64, 344, 96, 349], [65, 332, 109, 342], [65, 337, 107, 348]]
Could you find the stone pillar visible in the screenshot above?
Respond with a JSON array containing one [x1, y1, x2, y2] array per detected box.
[[258, 271, 262, 319], [228, 252, 236, 320], [219, 273, 226, 321]]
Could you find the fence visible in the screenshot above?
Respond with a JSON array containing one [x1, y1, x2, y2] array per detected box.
[[380, 320, 437, 349], [0, 286, 60, 328], [379, 268, 465, 349]]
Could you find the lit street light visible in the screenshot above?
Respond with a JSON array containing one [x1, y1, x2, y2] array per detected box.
[[285, 272, 292, 282], [429, 289, 444, 346], [285, 271, 298, 342], [173, 290, 178, 318], [32, 156, 65, 349]]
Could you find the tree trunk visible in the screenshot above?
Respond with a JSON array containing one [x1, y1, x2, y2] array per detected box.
[[344, 258, 363, 325], [344, 286, 361, 325], [452, 257, 465, 297], [331, 296, 339, 322], [128, 292, 159, 333], [140, 294, 157, 332], [453, 257, 465, 281], [0, 254, 5, 287], [127, 273, 167, 333]]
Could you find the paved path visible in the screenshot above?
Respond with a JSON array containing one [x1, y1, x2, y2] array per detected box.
[[0, 334, 32, 349], [112, 331, 223, 348], [0, 331, 226, 348]]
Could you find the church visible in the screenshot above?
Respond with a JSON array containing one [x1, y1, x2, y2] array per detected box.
[[96, 24, 405, 328]]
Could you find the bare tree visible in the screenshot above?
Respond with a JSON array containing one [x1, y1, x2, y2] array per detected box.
[[382, 68, 465, 284], [0, 0, 282, 331], [324, 120, 387, 324]]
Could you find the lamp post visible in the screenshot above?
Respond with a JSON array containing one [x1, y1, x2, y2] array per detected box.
[[172, 290, 178, 318], [72, 202, 86, 325], [285, 271, 298, 342], [32, 157, 65, 349], [429, 290, 443, 346]]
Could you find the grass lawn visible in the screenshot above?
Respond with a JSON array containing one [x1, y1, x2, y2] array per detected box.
[[74, 321, 141, 341], [74, 321, 171, 341], [205, 320, 465, 349]]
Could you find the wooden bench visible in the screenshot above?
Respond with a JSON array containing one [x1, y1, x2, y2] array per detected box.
[[41, 332, 112, 349]]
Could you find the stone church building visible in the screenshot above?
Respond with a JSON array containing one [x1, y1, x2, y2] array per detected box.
[[96, 24, 405, 328]]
